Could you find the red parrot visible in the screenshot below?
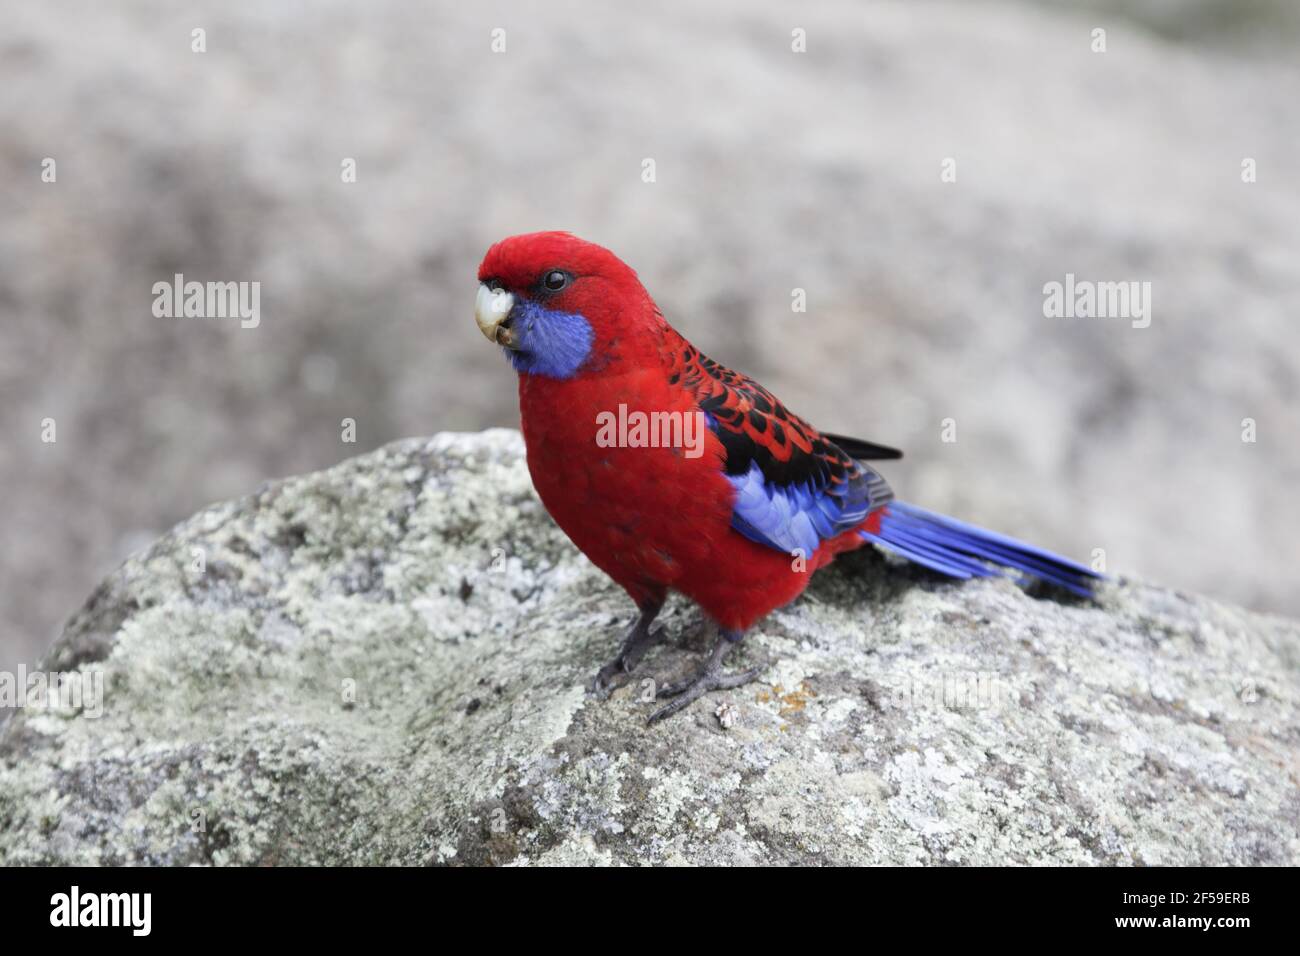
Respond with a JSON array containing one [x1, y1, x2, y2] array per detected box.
[[475, 232, 1099, 721]]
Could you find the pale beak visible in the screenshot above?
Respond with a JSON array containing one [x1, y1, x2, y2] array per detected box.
[[475, 284, 517, 348]]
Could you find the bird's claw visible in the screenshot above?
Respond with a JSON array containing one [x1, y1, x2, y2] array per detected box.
[[647, 663, 763, 723], [588, 657, 633, 699], [588, 623, 664, 699]]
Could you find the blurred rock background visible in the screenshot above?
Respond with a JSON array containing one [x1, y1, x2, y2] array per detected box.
[[1, 0, 1298, 675]]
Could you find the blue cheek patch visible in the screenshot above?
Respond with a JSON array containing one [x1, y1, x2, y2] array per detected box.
[[504, 299, 594, 379]]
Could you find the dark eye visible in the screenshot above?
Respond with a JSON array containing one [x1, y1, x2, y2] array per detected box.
[[542, 270, 569, 292]]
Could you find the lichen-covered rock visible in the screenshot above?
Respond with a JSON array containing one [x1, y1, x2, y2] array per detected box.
[[1, 431, 1297, 865]]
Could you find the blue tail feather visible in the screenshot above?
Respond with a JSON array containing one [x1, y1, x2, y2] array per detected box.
[[859, 501, 1101, 598], [881, 508, 1087, 589]]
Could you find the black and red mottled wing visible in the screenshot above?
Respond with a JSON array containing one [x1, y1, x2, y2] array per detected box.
[[819, 432, 902, 461], [666, 341, 897, 557]]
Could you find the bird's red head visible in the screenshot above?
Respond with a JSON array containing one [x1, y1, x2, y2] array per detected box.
[[474, 232, 664, 379]]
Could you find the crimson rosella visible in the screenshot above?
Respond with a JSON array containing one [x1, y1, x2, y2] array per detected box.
[[475, 232, 1099, 722]]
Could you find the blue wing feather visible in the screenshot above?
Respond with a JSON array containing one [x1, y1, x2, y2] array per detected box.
[[726, 459, 885, 557]]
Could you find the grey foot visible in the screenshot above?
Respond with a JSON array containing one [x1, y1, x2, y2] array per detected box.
[[647, 634, 762, 723], [589, 599, 665, 698]]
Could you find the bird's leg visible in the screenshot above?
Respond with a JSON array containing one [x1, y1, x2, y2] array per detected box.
[[589, 596, 666, 697], [647, 628, 763, 723]]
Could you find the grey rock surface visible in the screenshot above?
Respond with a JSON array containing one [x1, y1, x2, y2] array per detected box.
[[1, 431, 1297, 865]]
